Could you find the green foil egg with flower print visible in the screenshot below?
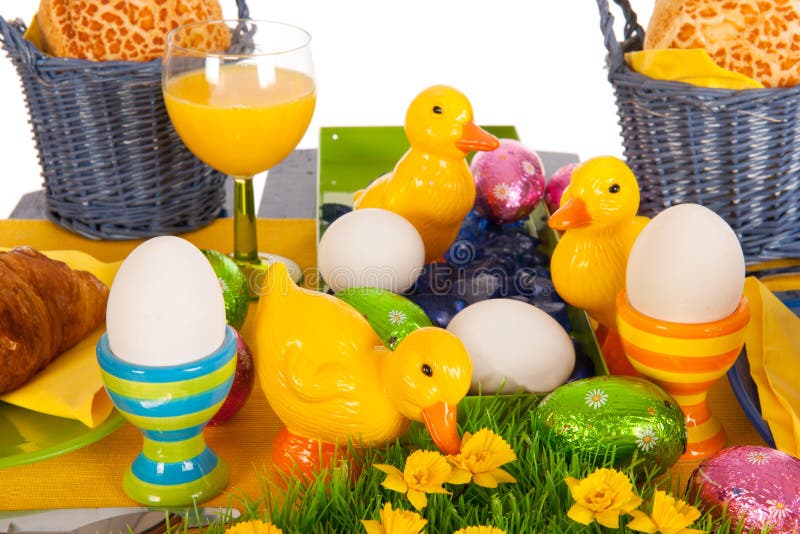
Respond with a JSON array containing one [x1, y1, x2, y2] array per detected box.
[[335, 287, 433, 350], [202, 249, 249, 330], [533, 376, 687, 477]]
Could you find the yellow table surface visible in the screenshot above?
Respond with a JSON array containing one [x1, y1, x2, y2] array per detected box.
[[0, 219, 764, 511]]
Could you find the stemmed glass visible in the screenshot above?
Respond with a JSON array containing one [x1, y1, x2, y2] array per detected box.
[[163, 20, 315, 293]]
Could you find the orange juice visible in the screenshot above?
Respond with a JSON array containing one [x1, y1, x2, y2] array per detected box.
[[164, 64, 316, 177]]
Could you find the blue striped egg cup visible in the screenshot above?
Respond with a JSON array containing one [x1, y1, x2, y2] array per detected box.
[[97, 325, 237, 506]]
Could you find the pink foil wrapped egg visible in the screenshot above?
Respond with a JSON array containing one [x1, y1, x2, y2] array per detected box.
[[545, 162, 579, 214], [470, 138, 545, 225], [688, 445, 800, 533]]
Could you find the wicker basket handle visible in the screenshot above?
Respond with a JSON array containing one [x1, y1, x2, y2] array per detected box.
[[596, 0, 646, 70], [0, 17, 39, 70], [235, 0, 250, 20]]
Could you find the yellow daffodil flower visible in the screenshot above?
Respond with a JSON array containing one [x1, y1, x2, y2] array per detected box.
[[361, 502, 427, 534], [446, 428, 517, 488], [225, 519, 283, 534], [453, 526, 506, 534], [627, 490, 704, 534], [374, 450, 452, 511], [565, 467, 643, 528]]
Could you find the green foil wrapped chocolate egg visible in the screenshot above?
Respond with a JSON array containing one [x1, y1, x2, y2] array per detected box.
[[335, 287, 432, 350], [202, 249, 249, 330], [533, 376, 687, 477]]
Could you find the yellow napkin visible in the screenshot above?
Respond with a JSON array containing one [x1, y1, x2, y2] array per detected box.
[[743, 276, 800, 457], [22, 15, 45, 52], [626, 48, 764, 90], [0, 250, 120, 428]]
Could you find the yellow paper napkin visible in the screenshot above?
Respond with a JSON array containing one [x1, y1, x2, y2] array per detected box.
[[22, 15, 45, 52], [743, 276, 800, 457], [0, 249, 120, 428], [626, 48, 764, 90]]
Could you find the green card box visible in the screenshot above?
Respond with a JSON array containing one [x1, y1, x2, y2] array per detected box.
[[317, 126, 607, 409]]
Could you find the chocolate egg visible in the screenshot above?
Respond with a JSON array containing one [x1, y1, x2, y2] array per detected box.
[[545, 162, 578, 214], [688, 446, 800, 533], [470, 139, 545, 225], [202, 249, 249, 330], [335, 287, 432, 349], [533, 376, 686, 477]]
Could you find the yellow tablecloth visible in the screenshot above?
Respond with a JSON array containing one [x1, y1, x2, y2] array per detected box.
[[0, 218, 764, 510], [0, 218, 315, 510]]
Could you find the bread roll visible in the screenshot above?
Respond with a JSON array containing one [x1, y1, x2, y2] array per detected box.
[[38, 0, 227, 62], [645, 0, 800, 87]]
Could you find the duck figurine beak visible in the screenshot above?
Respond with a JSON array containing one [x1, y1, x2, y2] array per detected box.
[[455, 121, 500, 154], [420, 401, 461, 455], [549, 196, 592, 230]]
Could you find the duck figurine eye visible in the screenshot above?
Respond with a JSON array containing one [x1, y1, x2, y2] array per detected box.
[[609, 183, 621, 193], [432, 105, 443, 114], [421, 363, 433, 377]]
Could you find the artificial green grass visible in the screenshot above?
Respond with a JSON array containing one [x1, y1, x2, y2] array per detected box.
[[194, 393, 750, 534]]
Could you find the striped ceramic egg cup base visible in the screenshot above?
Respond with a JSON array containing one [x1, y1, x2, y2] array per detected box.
[[97, 326, 237, 506], [617, 291, 751, 461]]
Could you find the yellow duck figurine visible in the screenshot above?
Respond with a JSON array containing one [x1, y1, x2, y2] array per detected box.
[[353, 85, 499, 263], [252, 262, 473, 477], [548, 156, 649, 376]]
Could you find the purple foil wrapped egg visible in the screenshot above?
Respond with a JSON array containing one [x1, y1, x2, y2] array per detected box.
[[545, 162, 579, 214], [470, 138, 545, 225], [688, 445, 800, 533]]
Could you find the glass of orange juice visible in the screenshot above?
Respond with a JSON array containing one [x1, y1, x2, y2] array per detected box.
[[163, 20, 315, 294]]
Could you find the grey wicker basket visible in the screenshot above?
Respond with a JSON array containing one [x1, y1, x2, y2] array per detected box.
[[0, 1, 250, 240], [597, 0, 800, 264]]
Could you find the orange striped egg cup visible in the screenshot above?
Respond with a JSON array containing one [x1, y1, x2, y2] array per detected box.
[[616, 290, 750, 461]]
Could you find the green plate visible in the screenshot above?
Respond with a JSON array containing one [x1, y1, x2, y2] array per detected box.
[[317, 125, 608, 408], [0, 403, 124, 469]]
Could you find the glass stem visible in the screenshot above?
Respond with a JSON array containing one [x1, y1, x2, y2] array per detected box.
[[233, 175, 260, 265]]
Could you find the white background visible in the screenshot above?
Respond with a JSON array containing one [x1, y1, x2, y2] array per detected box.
[[0, 0, 655, 218]]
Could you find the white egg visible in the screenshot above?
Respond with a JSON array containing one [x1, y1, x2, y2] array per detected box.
[[626, 203, 745, 324], [106, 236, 227, 366], [446, 299, 575, 394], [318, 208, 425, 293]]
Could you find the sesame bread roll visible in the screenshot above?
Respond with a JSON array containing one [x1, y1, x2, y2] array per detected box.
[[645, 0, 800, 87], [37, 0, 228, 61]]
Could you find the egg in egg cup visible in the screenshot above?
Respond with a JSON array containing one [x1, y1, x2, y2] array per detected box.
[[616, 291, 750, 461], [97, 326, 237, 506]]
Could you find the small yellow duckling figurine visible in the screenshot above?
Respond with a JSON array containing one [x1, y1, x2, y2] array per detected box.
[[353, 85, 499, 262], [252, 262, 473, 477], [548, 156, 649, 375]]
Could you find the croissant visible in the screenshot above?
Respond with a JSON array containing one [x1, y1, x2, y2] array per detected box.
[[0, 247, 109, 394]]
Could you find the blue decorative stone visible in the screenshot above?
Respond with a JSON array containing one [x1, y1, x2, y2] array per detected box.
[[452, 269, 506, 304], [320, 203, 352, 225], [483, 232, 541, 266], [333, 207, 578, 336], [466, 253, 516, 276], [446, 239, 484, 267], [568, 341, 595, 382], [407, 293, 467, 328], [407, 261, 456, 295], [531, 298, 570, 331], [512, 268, 558, 299]]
